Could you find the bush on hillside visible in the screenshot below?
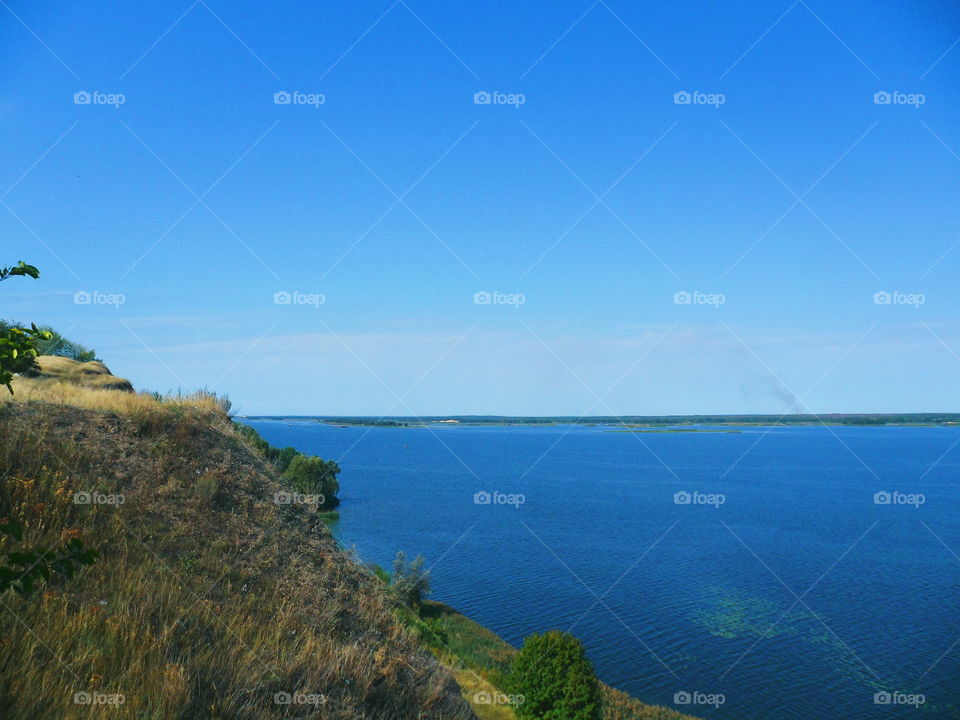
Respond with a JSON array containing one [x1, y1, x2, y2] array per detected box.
[[281, 453, 340, 509], [390, 550, 431, 609], [234, 423, 299, 472], [509, 630, 600, 720]]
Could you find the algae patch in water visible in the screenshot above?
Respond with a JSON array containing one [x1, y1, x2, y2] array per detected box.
[[693, 588, 816, 639]]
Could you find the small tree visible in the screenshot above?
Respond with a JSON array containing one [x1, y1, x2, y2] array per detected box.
[[390, 550, 431, 609], [281, 454, 340, 508], [509, 630, 600, 720]]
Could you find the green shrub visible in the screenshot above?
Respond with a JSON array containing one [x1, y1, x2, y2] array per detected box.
[[509, 630, 600, 720], [390, 551, 430, 609], [234, 423, 299, 472], [281, 454, 340, 509]]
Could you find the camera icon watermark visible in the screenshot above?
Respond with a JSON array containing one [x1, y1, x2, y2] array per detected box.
[[74, 290, 126, 308], [273, 691, 327, 706], [873, 691, 925, 707], [73, 90, 126, 108], [474, 490, 525, 508], [473, 290, 525, 307], [873, 90, 925, 108], [74, 491, 125, 506], [674, 490, 725, 508], [673, 690, 725, 708], [873, 490, 925, 508], [872, 290, 924, 308], [673, 290, 725, 308], [473, 90, 526, 108], [273, 290, 325, 308], [274, 90, 326, 108], [74, 691, 125, 705], [274, 491, 325, 506], [674, 90, 725, 108], [473, 690, 524, 706]]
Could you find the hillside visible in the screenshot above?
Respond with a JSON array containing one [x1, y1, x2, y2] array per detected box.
[[0, 375, 473, 719], [0, 369, 705, 720]]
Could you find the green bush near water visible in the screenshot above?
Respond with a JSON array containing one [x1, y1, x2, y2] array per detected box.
[[509, 630, 600, 720], [235, 422, 341, 509]]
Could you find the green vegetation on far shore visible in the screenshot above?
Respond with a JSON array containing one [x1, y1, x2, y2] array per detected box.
[[243, 413, 960, 428]]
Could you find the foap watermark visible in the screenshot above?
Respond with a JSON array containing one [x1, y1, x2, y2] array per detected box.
[[873, 91, 925, 108], [874, 490, 925, 508], [674, 90, 725, 108], [674, 490, 725, 508], [874, 691, 925, 707], [474, 490, 525, 508], [674, 690, 725, 709], [74, 90, 126, 108], [273, 691, 327, 706], [74, 691, 125, 705], [274, 491, 325, 506], [473, 90, 526, 108], [274, 290, 325, 308], [74, 290, 125, 308], [674, 290, 725, 308], [74, 491, 125, 506], [474, 290, 525, 307], [274, 90, 325, 108], [873, 290, 925, 308], [473, 691, 525, 706]]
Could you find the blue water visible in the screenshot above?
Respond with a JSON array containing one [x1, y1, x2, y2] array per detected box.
[[241, 420, 960, 720]]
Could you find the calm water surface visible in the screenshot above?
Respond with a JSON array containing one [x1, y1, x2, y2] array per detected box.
[[241, 420, 960, 720]]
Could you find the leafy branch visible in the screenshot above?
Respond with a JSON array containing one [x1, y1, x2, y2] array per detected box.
[[0, 519, 99, 597], [0, 261, 51, 392]]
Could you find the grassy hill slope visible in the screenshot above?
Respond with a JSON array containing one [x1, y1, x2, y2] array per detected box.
[[0, 376, 473, 719]]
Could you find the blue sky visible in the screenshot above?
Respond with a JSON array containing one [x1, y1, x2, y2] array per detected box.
[[3, 0, 960, 415]]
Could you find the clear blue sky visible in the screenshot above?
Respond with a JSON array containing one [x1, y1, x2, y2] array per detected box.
[[3, 0, 960, 415]]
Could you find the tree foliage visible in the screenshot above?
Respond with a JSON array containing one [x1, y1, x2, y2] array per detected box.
[[509, 630, 600, 720], [0, 261, 51, 392], [234, 423, 300, 473], [281, 454, 340, 509], [0, 261, 39, 282]]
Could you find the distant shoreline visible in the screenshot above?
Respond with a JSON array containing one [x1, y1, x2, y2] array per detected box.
[[239, 413, 960, 429]]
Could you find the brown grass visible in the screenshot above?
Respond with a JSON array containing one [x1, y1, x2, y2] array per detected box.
[[0, 383, 474, 719], [22, 355, 134, 392]]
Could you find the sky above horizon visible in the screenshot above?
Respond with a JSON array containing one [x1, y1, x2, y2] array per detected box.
[[3, 0, 960, 415]]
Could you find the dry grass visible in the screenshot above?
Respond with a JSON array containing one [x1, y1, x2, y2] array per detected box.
[[10, 373, 221, 415], [0, 384, 473, 719], [22, 355, 134, 392]]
